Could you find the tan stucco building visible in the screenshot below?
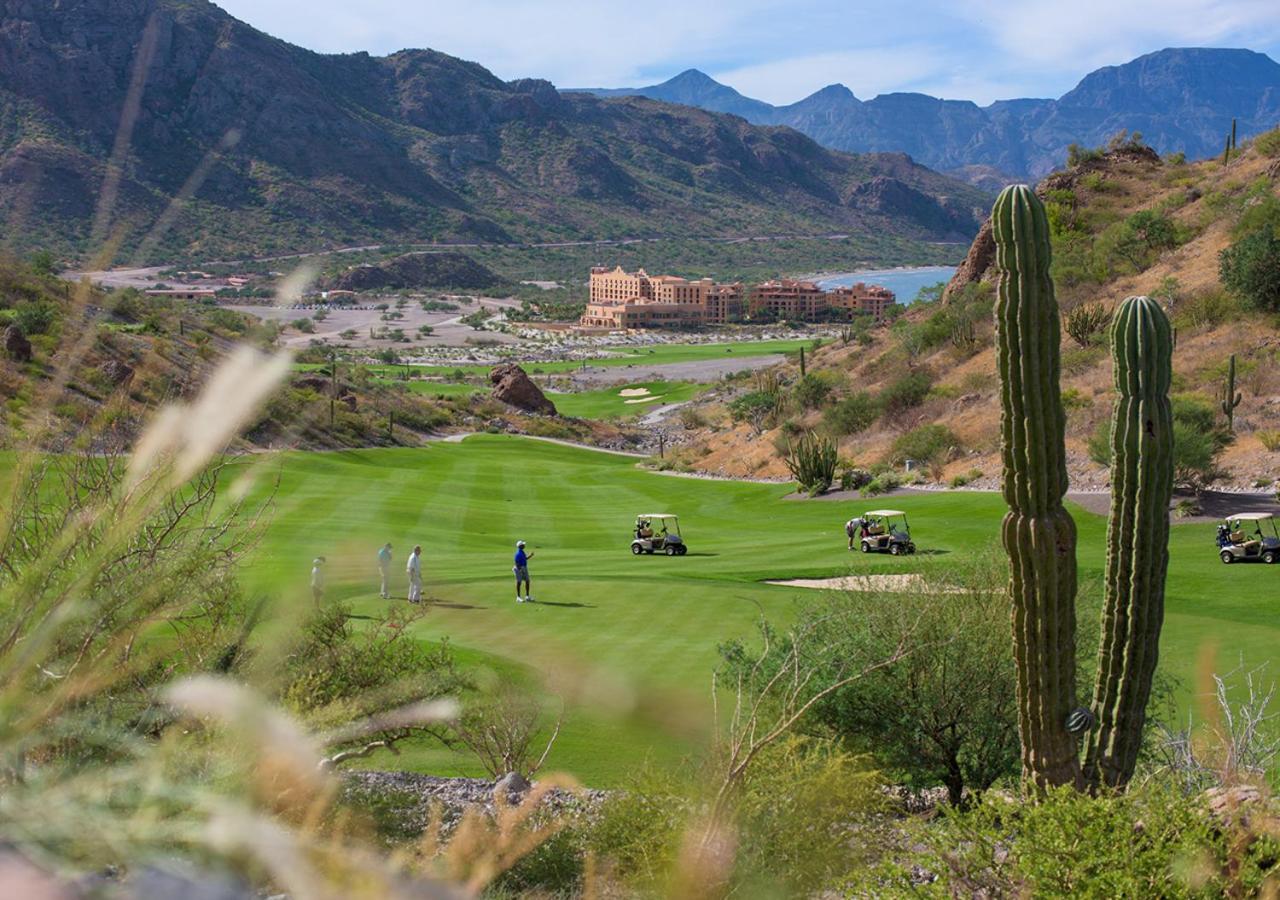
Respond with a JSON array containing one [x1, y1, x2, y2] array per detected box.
[[579, 267, 895, 330]]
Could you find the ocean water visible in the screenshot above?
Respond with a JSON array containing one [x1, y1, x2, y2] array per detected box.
[[817, 265, 957, 305]]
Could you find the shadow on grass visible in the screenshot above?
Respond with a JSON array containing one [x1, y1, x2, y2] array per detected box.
[[680, 552, 720, 558], [529, 600, 597, 609], [430, 601, 488, 610]]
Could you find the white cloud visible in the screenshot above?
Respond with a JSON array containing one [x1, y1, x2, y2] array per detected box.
[[213, 0, 1280, 103]]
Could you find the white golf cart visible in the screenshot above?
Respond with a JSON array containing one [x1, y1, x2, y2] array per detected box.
[[1217, 512, 1280, 565], [857, 509, 916, 556], [632, 514, 687, 556]]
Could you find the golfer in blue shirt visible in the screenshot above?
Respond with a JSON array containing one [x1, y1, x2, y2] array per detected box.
[[514, 540, 534, 603]]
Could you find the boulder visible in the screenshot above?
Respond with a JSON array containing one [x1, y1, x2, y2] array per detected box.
[[941, 216, 994, 304], [490, 364, 556, 416], [4, 324, 33, 363], [493, 771, 532, 803]]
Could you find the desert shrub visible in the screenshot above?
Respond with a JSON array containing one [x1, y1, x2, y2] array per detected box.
[[1258, 430, 1280, 452], [734, 737, 886, 894], [1255, 126, 1280, 158], [291, 317, 316, 333], [880, 781, 1280, 897], [1090, 403, 1225, 487], [282, 603, 465, 739], [13, 300, 57, 335], [1067, 142, 1104, 168], [677, 406, 707, 430], [840, 467, 873, 491], [890, 423, 957, 465], [879, 370, 933, 417], [860, 472, 901, 496], [823, 391, 879, 435], [720, 556, 1017, 807], [1172, 289, 1244, 329], [792, 372, 838, 409], [1220, 228, 1280, 312], [949, 468, 984, 488], [728, 390, 778, 435], [1063, 302, 1110, 347], [784, 431, 838, 495], [453, 677, 559, 779]]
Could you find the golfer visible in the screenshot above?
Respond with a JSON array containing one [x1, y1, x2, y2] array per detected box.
[[514, 540, 534, 603], [377, 542, 393, 599], [311, 557, 326, 606], [406, 545, 423, 604]]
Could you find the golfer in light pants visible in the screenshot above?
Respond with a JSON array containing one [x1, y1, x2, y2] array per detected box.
[[406, 545, 423, 603], [377, 542, 393, 599]]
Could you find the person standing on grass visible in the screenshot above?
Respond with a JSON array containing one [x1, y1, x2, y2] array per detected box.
[[406, 545, 423, 604], [311, 557, 326, 606], [514, 540, 534, 603], [377, 542, 393, 599]]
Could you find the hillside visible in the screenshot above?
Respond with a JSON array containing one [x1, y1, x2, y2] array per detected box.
[[0, 0, 987, 265], [577, 48, 1280, 184], [0, 259, 635, 453], [666, 132, 1280, 493]]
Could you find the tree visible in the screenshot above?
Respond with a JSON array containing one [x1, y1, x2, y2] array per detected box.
[[823, 391, 879, 435], [1220, 229, 1280, 312], [724, 558, 1019, 806], [728, 391, 778, 435]]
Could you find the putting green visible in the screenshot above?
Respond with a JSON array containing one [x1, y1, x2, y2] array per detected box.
[[242, 436, 1280, 786]]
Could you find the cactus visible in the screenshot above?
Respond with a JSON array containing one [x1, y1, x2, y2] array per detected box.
[[799, 345, 806, 376], [1221, 354, 1242, 431], [1084, 297, 1175, 789], [1232, 117, 1238, 149], [992, 185, 1084, 792], [1223, 134, 1232, 165]]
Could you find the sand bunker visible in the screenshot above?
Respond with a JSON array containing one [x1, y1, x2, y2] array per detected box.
[[766, 574, 961, 593], [618, 388, 651, 397], [624, 395, 664, 405]]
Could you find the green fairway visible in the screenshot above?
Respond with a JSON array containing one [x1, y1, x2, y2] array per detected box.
[[242, 437, 1280, 786]]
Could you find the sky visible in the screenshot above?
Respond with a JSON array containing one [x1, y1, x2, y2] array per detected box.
[[214, 0, 1280, 105]]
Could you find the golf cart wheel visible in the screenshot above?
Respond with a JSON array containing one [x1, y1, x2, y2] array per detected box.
[[889, 544, 902, 556], [908, 544, 917, 555], [1221, 550, 1234, 565], [631, 543, 643, 555], [1264, 550, 1278, 565], [665, 545, 677, 556], [859, 542, 871, 553], [678, 546, 688, 556]]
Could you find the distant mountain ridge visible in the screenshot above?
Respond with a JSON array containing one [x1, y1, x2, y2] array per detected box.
[[0, 0, 989, 264], [570, 48, 1280, 183]]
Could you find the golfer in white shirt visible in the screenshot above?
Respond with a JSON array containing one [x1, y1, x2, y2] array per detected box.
[[406, 545, 423, 604]]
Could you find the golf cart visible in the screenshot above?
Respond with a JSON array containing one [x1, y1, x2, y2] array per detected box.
[[857, 510, 916, 556], [1217, 513, 1280, 565], [632, 514, 687, 556]]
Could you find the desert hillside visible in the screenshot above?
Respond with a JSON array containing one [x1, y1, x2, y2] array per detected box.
[[670, 132, 1280, 493]]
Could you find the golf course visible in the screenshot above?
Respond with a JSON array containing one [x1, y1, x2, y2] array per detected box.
[[242, 435, 1280, 787]]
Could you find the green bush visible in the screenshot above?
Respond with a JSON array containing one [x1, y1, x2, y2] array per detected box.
[[13, 301, 57, 335], [880, 782, 1280, 897], [728, 390, 779, 435], [823, 391, 879, 436], [792, 372, 838, 410], [1220, 228, 1280, 312], [784, 432, 838, 495], [860, 472, 901, 496], [1255, 126, 1280, 158], [890, 423, 957, 465], [879, 370, 933, 417]]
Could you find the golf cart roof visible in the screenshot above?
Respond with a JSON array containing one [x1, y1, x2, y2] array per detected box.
[[865, 509, 906, 517], [1225, 512, 1275, 521], [637, 514, 678, 519]]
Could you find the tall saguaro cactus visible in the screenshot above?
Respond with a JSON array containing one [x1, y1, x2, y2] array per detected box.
[[1221, 354, 1242, 432], [992, 185, 1084, 791], [1085, 296, 1175, 789]]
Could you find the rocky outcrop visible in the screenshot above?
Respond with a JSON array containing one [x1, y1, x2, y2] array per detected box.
[[4, 324, 32, 362], [941, 217, 994, 303], [329, 252, 508, 293], [490, 364, 556, 416]]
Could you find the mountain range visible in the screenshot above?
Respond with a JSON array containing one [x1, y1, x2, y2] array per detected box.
[[0, 0, 989, 265], [575, 48, 1280, 186]]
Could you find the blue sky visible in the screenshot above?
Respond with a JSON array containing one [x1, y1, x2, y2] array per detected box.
[[215, 0, 1280, 105]]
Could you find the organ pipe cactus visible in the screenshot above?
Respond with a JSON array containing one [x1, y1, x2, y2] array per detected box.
[[1084, 296, 1175, 789], [992, 185, 1084, 791], [1221, 353, 1242, 432]]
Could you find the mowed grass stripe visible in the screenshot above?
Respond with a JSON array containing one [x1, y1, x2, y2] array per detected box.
[[241, 436, 1280, 785]]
